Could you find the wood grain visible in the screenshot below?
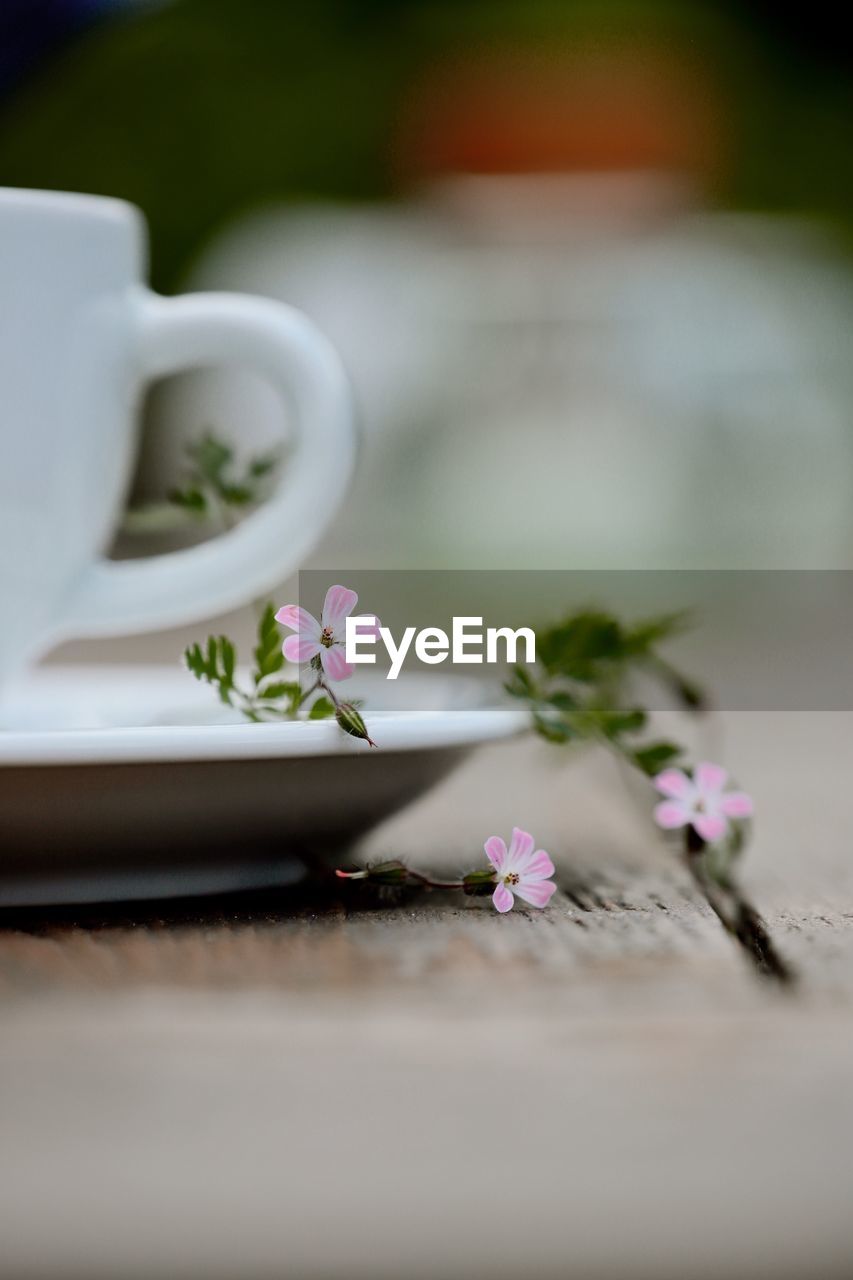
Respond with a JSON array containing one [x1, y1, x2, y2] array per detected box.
[[1, 716, 852, 1279]]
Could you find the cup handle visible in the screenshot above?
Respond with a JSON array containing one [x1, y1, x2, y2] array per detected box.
[[57, 289, 355, 638]]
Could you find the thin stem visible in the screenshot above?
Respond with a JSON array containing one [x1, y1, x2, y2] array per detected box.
[[233, 692, 262, 723], [684, 827, 794, 986], [336, 862, 493, 892], [315, 674, 342, 710], [406, 868, 467, 890]]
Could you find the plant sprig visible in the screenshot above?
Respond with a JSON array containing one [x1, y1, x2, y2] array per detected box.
[[162, 436, 332, 723], [168, 432, 280, 524], [151, 434, 374, 744], [184, 604, 329, 724], [508, 608, 793, 984], [506, 609, 694, 775], [184, 604, 374, 743], [161, 434, 790, 977], [123, 430, 282, 535]]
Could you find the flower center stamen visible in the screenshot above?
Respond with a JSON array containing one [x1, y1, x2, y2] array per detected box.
[[320, 626, 335, 648], [504, 872, 520, 886]]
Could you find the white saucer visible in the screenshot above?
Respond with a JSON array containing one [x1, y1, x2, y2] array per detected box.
[[0, 666, 526, 906]]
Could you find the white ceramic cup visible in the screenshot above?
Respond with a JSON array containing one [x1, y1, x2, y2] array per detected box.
[[0, 187, 354, 693]]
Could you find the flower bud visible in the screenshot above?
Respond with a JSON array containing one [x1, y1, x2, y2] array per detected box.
[[335, 701, 376, 746], [366, 860, 409, 885], [463, 869, 497, 897]]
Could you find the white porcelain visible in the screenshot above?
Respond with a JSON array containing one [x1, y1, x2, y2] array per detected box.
[[0, 187, 354, 694], [0, 666, 527, 905]]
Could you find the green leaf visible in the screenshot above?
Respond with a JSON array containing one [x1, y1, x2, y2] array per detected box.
[[183, 642, 206, 680], [308, 696, 336, 720], [190, 432, 232, 484], [219, 636, 236, 684], [524, 608, 701, 775], [219, 484, 253, 507], [259, 652, 285, 680], [167, 486, 208, 514], [623, 611, 688, 654], [546, 690, 577, 713], [656, 666, 706, 711], [594, 707, 647, 739], [631, 741, 682, 777], [505, 664, 538, 700], [249, 453, 278, 479], [259, 680, 301, 703], [673, 677, 705, 711], [536, 611, 626, 681], [537, 609, 692, 684], [165, 435, 281, 531], [252, 602, 285, 686], [184, 636, 237, 708], [531, 703, 574, 743]]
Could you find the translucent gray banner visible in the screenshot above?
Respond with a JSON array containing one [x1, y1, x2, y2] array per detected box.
[[291, 570, 853, 711]]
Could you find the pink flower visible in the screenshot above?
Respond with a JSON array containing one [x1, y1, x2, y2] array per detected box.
[[653, 762, 753, 843], [484, 827, 557, 913], [275, 585, 379, 682]]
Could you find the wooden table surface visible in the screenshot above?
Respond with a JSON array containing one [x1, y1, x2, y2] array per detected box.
[[1, 712, 852, 1279]]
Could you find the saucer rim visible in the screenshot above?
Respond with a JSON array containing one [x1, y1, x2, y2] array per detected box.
[[0, 666, 529, 766]]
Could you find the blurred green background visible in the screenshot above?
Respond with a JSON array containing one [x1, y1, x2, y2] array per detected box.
[[1, 0, 851, 293]]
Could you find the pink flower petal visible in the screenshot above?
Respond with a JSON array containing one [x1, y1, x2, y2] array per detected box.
[[274, 605, 320, 638], [524, 849, 555, 881], [507, 827, 535, 863], [654, 769, 692, 800], [695, 762, 727, 795], [514, 879, 557, 909], [693, 813, 727, 843], [349, 612, 381, 638], [654, 800, 689, 829], [484, 836, 508, 873], [492, 882, 514, 913], [283, 634, 322, 664], [321, 644, 354, 682], [322, 585, 359, 632], [720, 791, 754, 819]]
